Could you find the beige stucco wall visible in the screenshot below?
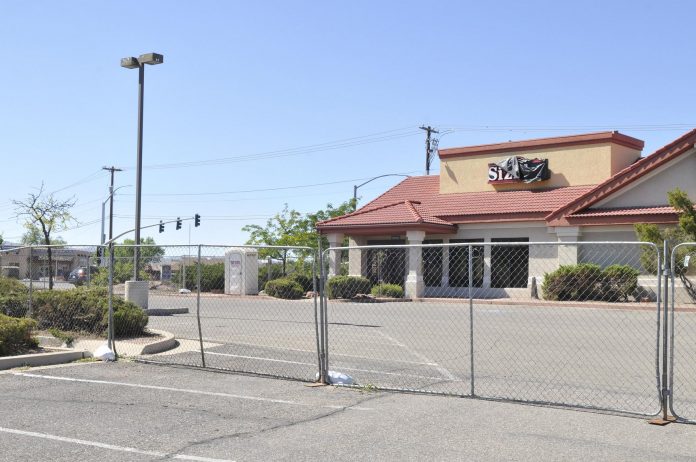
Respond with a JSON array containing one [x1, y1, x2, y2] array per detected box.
[[597, 149, 696, 209], [439, 142, 641, 194]]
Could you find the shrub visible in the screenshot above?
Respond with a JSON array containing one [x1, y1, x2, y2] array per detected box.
[[326, 276, 372, 299], [32, 287, 147, 337], [542, 263, 639, 302], [370, 283, 404, 298], [265, 278, 304, 299], [602, 264, 640, 302], [0, 294, 30, 317], [176, 263, 225, 292], [288, 273, 314, 292], [0, 277, 28, 295], [0, 313, 38, 356]]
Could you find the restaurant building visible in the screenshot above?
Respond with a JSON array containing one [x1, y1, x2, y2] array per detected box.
[[317, 129, 696, 298]]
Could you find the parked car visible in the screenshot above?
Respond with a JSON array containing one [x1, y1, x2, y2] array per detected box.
[[67, 266, 97, 285]]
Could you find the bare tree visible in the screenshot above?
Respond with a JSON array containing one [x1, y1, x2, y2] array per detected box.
[[14, 184, 76, 290]]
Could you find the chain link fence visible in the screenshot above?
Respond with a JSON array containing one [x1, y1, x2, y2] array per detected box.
[[670, 243, 696, 422], [321, 242, 661, 416], [0, 241, 681, 419]]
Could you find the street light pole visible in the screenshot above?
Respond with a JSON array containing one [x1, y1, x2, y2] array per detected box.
[[134, 63, 145, 281], [353, 174, 411, 210], [121, 52, 163, 281]]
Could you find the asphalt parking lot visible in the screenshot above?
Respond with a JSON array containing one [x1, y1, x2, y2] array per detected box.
[[142, 294, 677, 417], [1, 361, 696, 462]]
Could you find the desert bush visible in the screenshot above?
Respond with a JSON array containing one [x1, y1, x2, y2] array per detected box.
[[326, 276, 372, 299], [0, 314, 38, 356], [265, 278, 304, 299], [370, 283, 404, 298], [288, 273, 314, 292], [602, 264, 640, 302], [542, 263, 639, 302], [32, 287, 147, 337]]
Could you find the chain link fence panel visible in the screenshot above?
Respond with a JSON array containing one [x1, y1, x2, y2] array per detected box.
[[670, 243, 696, 422], [322, 242, 661, 416], [113, 244, 323, 382]]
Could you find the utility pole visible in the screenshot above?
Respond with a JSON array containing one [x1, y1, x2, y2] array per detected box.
[[102, 166, 123, 243], [419, 125, 439, 175]]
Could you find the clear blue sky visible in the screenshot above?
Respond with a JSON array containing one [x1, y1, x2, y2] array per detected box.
[[1, 0, 695, 248]]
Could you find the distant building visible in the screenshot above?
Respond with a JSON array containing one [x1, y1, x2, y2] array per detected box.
[[0, 243, 91, 279]]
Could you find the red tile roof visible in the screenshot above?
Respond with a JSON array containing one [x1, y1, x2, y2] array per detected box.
[[316, 176, 593, 231], [568, 206, 676, 218]]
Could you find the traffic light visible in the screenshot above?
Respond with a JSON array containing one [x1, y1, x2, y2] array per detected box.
[[176, 217, 182, 230], [194, 213, 200, 227], [158, 221, 164, 233]]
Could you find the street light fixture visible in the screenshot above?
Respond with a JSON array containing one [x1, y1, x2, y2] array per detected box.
[[353, 174, 411, 210], [121, 52, 164, 280]]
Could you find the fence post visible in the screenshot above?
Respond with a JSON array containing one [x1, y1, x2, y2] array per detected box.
[[311, 248, 323, 382], [28, 247, 34, 317], [196, 245, 206, 368], [107, 243, 115, 353], [318, 239, 328, 384], [651, 240, 676, 425], [468, 244, 475, 397]]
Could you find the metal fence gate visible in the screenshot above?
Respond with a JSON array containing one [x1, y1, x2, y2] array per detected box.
[[670, 243, 696, 423], [321, 242, 663, 417]]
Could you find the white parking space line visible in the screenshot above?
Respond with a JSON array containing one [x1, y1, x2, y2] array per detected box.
[[375, 330, 461, 382], [206, 351, 315, 366], [12, 372, 372, 411], [0, 426, 234, 462], [204, 339, 440, 366]]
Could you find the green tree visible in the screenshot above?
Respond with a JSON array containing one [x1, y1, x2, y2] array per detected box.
[[13, 184, 75, 290], [21, 224, 66, 245], [242, 199, 356, 275], [635, 188, 696, 275], [94, 237, 165, 284]]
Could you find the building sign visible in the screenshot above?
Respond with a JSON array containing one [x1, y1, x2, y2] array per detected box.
[[488, 156, 550, 184]]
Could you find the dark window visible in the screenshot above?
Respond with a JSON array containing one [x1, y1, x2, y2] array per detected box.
[[423, 240, 443, 287], [491, 238, 529, 288], [365, 240, 405, 286], [449, 239, 484, 288]]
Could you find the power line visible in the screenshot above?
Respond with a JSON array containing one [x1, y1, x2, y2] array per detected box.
[[121, 128, 422, 171], [117, 172, 418, 197]]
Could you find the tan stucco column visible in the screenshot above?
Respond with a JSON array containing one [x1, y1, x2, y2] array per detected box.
[[326, 233, 344, 278], [348, 236, 366, 277], [405, 230, 425, 298], [483, 238, 492, 288], [556, 227, 582, 266]]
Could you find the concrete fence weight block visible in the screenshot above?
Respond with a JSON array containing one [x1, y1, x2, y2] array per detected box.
[[125, 280, 149, 309]]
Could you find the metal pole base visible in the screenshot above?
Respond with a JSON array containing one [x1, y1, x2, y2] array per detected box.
[[648, 415, 677, 426]]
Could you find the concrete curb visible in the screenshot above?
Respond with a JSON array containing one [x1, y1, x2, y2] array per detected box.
[[138, 329, 177, 355], [0, 348, 89, 371], [146, 307, 189, 316]]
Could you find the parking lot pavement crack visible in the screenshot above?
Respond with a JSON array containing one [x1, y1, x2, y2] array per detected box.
[[172, 393, 387, 454]]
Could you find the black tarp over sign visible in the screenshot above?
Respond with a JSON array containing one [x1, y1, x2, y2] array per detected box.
[[496, 156, 550, 183]]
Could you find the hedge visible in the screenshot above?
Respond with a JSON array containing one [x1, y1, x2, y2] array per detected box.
[[542, 264, 639, 302], [32, 287, 148, 337], [0, 278, 30, 318], [288, 273, 314, 292], [370, 283, 404, 298], [0, 313, 38, 356], [326, 276, 372, 299], [265, 278, 305, 299], [177, 263, 225, 292]]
